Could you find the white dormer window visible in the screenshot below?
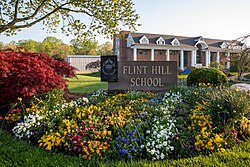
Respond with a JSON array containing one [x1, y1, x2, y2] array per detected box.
[[139, 35, 149, 44], [171, 38, 180, 46], [220, 42, 227, 49], [194, 36, 204, 42], [198, 36, 204, 42], [156, 37, 165, 45]]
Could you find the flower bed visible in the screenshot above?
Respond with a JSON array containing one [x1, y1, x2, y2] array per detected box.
[[3, 85, 250, 161]]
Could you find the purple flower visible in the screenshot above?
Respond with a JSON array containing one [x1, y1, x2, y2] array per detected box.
[[116, 135, 121, 140], [128, 154, 132, 159], [190, 145, 196, 150], [190, 136, 195, 142], [119, 149, 128, 155], [141, 136, 145, 141]]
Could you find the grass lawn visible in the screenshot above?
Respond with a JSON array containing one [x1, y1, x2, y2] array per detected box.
[[67, 72, 107, 94]]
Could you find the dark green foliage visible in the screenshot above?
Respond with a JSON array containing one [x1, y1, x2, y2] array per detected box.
[[187, 67, 228, 86], [244, 74, 250, 79], [206, 87, 250, 129]]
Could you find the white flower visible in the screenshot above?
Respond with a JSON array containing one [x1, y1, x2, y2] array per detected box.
[[163, 141, 168, 146], [151, 148, 156, 155], [147, 142, 150, 146], [146, 130, 150, 134], [160, 153, 165, 159], [140, 145, 144, 148], [153, 131, 157, 136]]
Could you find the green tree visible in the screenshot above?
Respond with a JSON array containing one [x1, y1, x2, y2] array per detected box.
[[70, 39, 98, 55], [17, 39, 41, 52], [227, 35, 250, 79], [0, 0, 139, 39], [0, 42, 3, 49], [39, 36, 62, 56], [52, 43, 74, 60], [98, 42, 113, 55]]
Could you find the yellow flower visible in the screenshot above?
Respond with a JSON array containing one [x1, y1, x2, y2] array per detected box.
[[17, 97, 22, 101], [220, 148, 225, 153], [45, 144, 52, 150]]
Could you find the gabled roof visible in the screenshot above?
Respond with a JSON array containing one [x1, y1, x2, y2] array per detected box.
[[126, 32, 241, 51]]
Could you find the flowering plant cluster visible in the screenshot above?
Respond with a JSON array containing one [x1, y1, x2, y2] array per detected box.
[[7, 84, 250, 161]]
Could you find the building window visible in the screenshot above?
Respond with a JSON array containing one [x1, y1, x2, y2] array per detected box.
[[173, 51, 179, 56], [171, 38, 180, 46], [184, 51, 188, 67], [139, 36, 149, 44], [155, 50, 159, 55], [138, 50, 143, 55], [156, 37, 165, 45], [143, 50, 147, 55], [196, 44, 202, 64], [159, 51, 163, 55]]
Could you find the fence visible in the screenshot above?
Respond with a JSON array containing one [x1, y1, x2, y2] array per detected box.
[[66, 55, 100, 73]]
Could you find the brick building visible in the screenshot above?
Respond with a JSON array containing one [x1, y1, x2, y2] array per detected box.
[[113, 31, 245, 70]]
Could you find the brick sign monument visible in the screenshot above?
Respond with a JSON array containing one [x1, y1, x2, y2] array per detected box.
[[101, 56, 177, 91]]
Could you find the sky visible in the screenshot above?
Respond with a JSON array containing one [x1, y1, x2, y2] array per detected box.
[[1, 0, 250, 45]]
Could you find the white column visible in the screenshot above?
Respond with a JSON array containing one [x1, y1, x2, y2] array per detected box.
[[151, 49, 154, 61], [208, 51, 211, 66], [193, 50, 197, 67], [133, 48, 137, 61], [205, 50, 209, 67], [191, 50, 195, 67], [180, 50, 184, 70], [227, 52, 230, 69], [166, 49, 170, 61], [216, 52, 220, 63]]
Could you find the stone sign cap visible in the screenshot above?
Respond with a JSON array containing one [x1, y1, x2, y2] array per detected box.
[[109, 61, 177, 91]]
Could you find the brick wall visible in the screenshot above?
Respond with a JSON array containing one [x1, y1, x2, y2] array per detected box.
[[137, 49, 151, 61], [154, 50, 167, 61]]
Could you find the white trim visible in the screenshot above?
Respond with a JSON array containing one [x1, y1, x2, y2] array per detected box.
[[130, 45, 196, 51], [220, 42, 227, 49], [127, 33, 135, 47], [195, 41, 208, 49], [156, 37, 165, 45], [171, 38, 180, 46], [139, 35, 149, 44]]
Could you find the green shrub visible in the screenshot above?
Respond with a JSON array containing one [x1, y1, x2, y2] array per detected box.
[[244, 74, 250, 79], [187, 67, 228, 86], [205, 87, 250, 130]]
